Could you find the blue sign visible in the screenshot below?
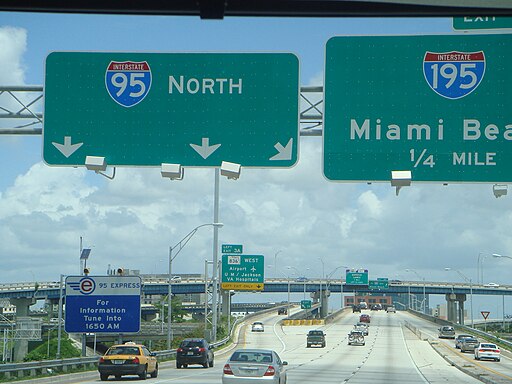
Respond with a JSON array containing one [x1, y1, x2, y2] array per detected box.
[[65, 275, 142, 333], [423, 51, 485, 100], [105, 61, 152, 107]]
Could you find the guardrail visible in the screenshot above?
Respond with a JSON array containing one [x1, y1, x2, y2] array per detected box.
[[407, 308, 512, 350]]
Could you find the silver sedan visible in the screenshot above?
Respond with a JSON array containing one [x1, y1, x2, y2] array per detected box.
[[222, 349, 288, 384]]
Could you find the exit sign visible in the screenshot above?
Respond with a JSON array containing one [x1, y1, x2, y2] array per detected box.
[[453, 17, 512, 30]]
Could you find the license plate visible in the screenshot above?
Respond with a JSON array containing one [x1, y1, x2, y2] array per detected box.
[[187, 352, 194, 356], [112, 360, 124, 365]]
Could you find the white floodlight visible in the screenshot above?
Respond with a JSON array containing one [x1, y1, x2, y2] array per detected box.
[[84, 155, 116, 179], [390, 170, 412, 196], [493, 184, 507, 198], [220, 161, 241, 180], [85, 156, 107, 172], [161, 163, 184, 180]]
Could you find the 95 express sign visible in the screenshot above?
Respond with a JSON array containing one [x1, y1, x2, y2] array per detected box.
[[65, 275, 141, 333], [324, 34, 512, 183], [43, 52, 299, 168]]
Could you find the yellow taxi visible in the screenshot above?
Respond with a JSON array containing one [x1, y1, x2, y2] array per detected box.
[[98, 342, 158, 381]]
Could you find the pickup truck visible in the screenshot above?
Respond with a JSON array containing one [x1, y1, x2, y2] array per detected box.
[[306, 330, 326, 348]]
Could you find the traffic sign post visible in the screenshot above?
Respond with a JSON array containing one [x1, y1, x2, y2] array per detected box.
[[222, 244, 243, 254], [64, 275, 142, 333], [453, 17, 512, 30], [221, 254, 264, 290], [345, 269, 369, 285], [44, 52, 299, 168], [324, 34, 512, 183], [481, 311, 491, 332]]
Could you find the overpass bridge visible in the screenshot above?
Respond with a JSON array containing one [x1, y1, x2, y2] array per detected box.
[[1, 277, 511, 325], [1, 277, 511, 299]]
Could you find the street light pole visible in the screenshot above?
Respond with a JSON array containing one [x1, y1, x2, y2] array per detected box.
[[167, 222, 223, 349], [288, 266, 310, 300], [274, 250, 282, 278], [491, 253, 511, 330], [477, 252, 486, 285], [405, 269, 426, 314]]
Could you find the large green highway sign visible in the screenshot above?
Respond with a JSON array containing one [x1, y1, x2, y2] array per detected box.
[[369, 278, 389, 290], [453, 17, 512, 30], [324, 34, 512, 183], [44, 52, 299, 168], [221, 254, 264, 291], [345, 269, 369, 285]]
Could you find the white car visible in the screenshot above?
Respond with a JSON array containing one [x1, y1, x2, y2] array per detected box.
[[251, 322, 264, 332], [484, 282, 500, 288], [474, 342, 500, 361], [222, 349, 287, 384]]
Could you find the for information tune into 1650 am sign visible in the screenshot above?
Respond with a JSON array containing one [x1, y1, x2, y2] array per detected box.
[[43, 52, 299, 168], [324, 34, 512, 183]]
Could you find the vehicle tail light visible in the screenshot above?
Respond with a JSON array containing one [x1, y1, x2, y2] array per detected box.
[[478, 349, 485, 352], [494, 349, 500, 353], [223, 364, 233, 375], [198, 347, 206, 352], [177, 348, 183, 353], [132, 357, 140, 364], [99, 357, 105, 363], [264, 366, 276, 376]]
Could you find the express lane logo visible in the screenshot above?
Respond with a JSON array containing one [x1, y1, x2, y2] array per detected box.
[[105, 61, 152, 107], [67, 277, 96, 295], [423, 51, 485, 99]]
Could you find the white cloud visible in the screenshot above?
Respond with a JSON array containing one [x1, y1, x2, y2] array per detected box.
[[0, 26, 26, 85]]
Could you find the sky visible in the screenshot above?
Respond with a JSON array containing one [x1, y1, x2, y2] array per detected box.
[[0, 12, 512, 317]]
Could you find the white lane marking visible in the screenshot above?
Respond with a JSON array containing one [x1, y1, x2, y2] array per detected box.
[[400, 324, 430, 384], [273, 318, 287, 354]]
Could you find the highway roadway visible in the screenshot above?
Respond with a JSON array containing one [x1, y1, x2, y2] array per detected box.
[[27, 309, 509, 384]]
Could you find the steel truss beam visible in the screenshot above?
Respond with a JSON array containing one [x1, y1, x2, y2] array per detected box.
[[0, 85, 323, 136]]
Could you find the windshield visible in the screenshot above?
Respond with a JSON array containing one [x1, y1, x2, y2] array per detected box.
[[3, 4, 512, 383], [106, 346, 140, 355]]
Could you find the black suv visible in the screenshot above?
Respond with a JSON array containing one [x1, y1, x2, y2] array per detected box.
[[176, 338, 214, 369], [352, 305, 361, 313]]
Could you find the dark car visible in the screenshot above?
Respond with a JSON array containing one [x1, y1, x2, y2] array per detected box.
[[455, 334, 473, 349], [278, 307, 288, 315], [306, 330, 326, 348], [98, 342, 158, 381], [460, 337, 479, 353], [359, 314, 371, 323], [352, 305, 361, 313], [176, 338, 214, 369]]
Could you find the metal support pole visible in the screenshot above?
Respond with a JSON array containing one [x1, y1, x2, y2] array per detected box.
[[423, 279, 426, 314], [212, 168, 220, 342], [287, 276, 291, 311], [470, 280, 474, 327], [205, 260, 209, 333], [503, 294, 506, 331], [57, 274, 64, 359], [167, 246, 173, 350]]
